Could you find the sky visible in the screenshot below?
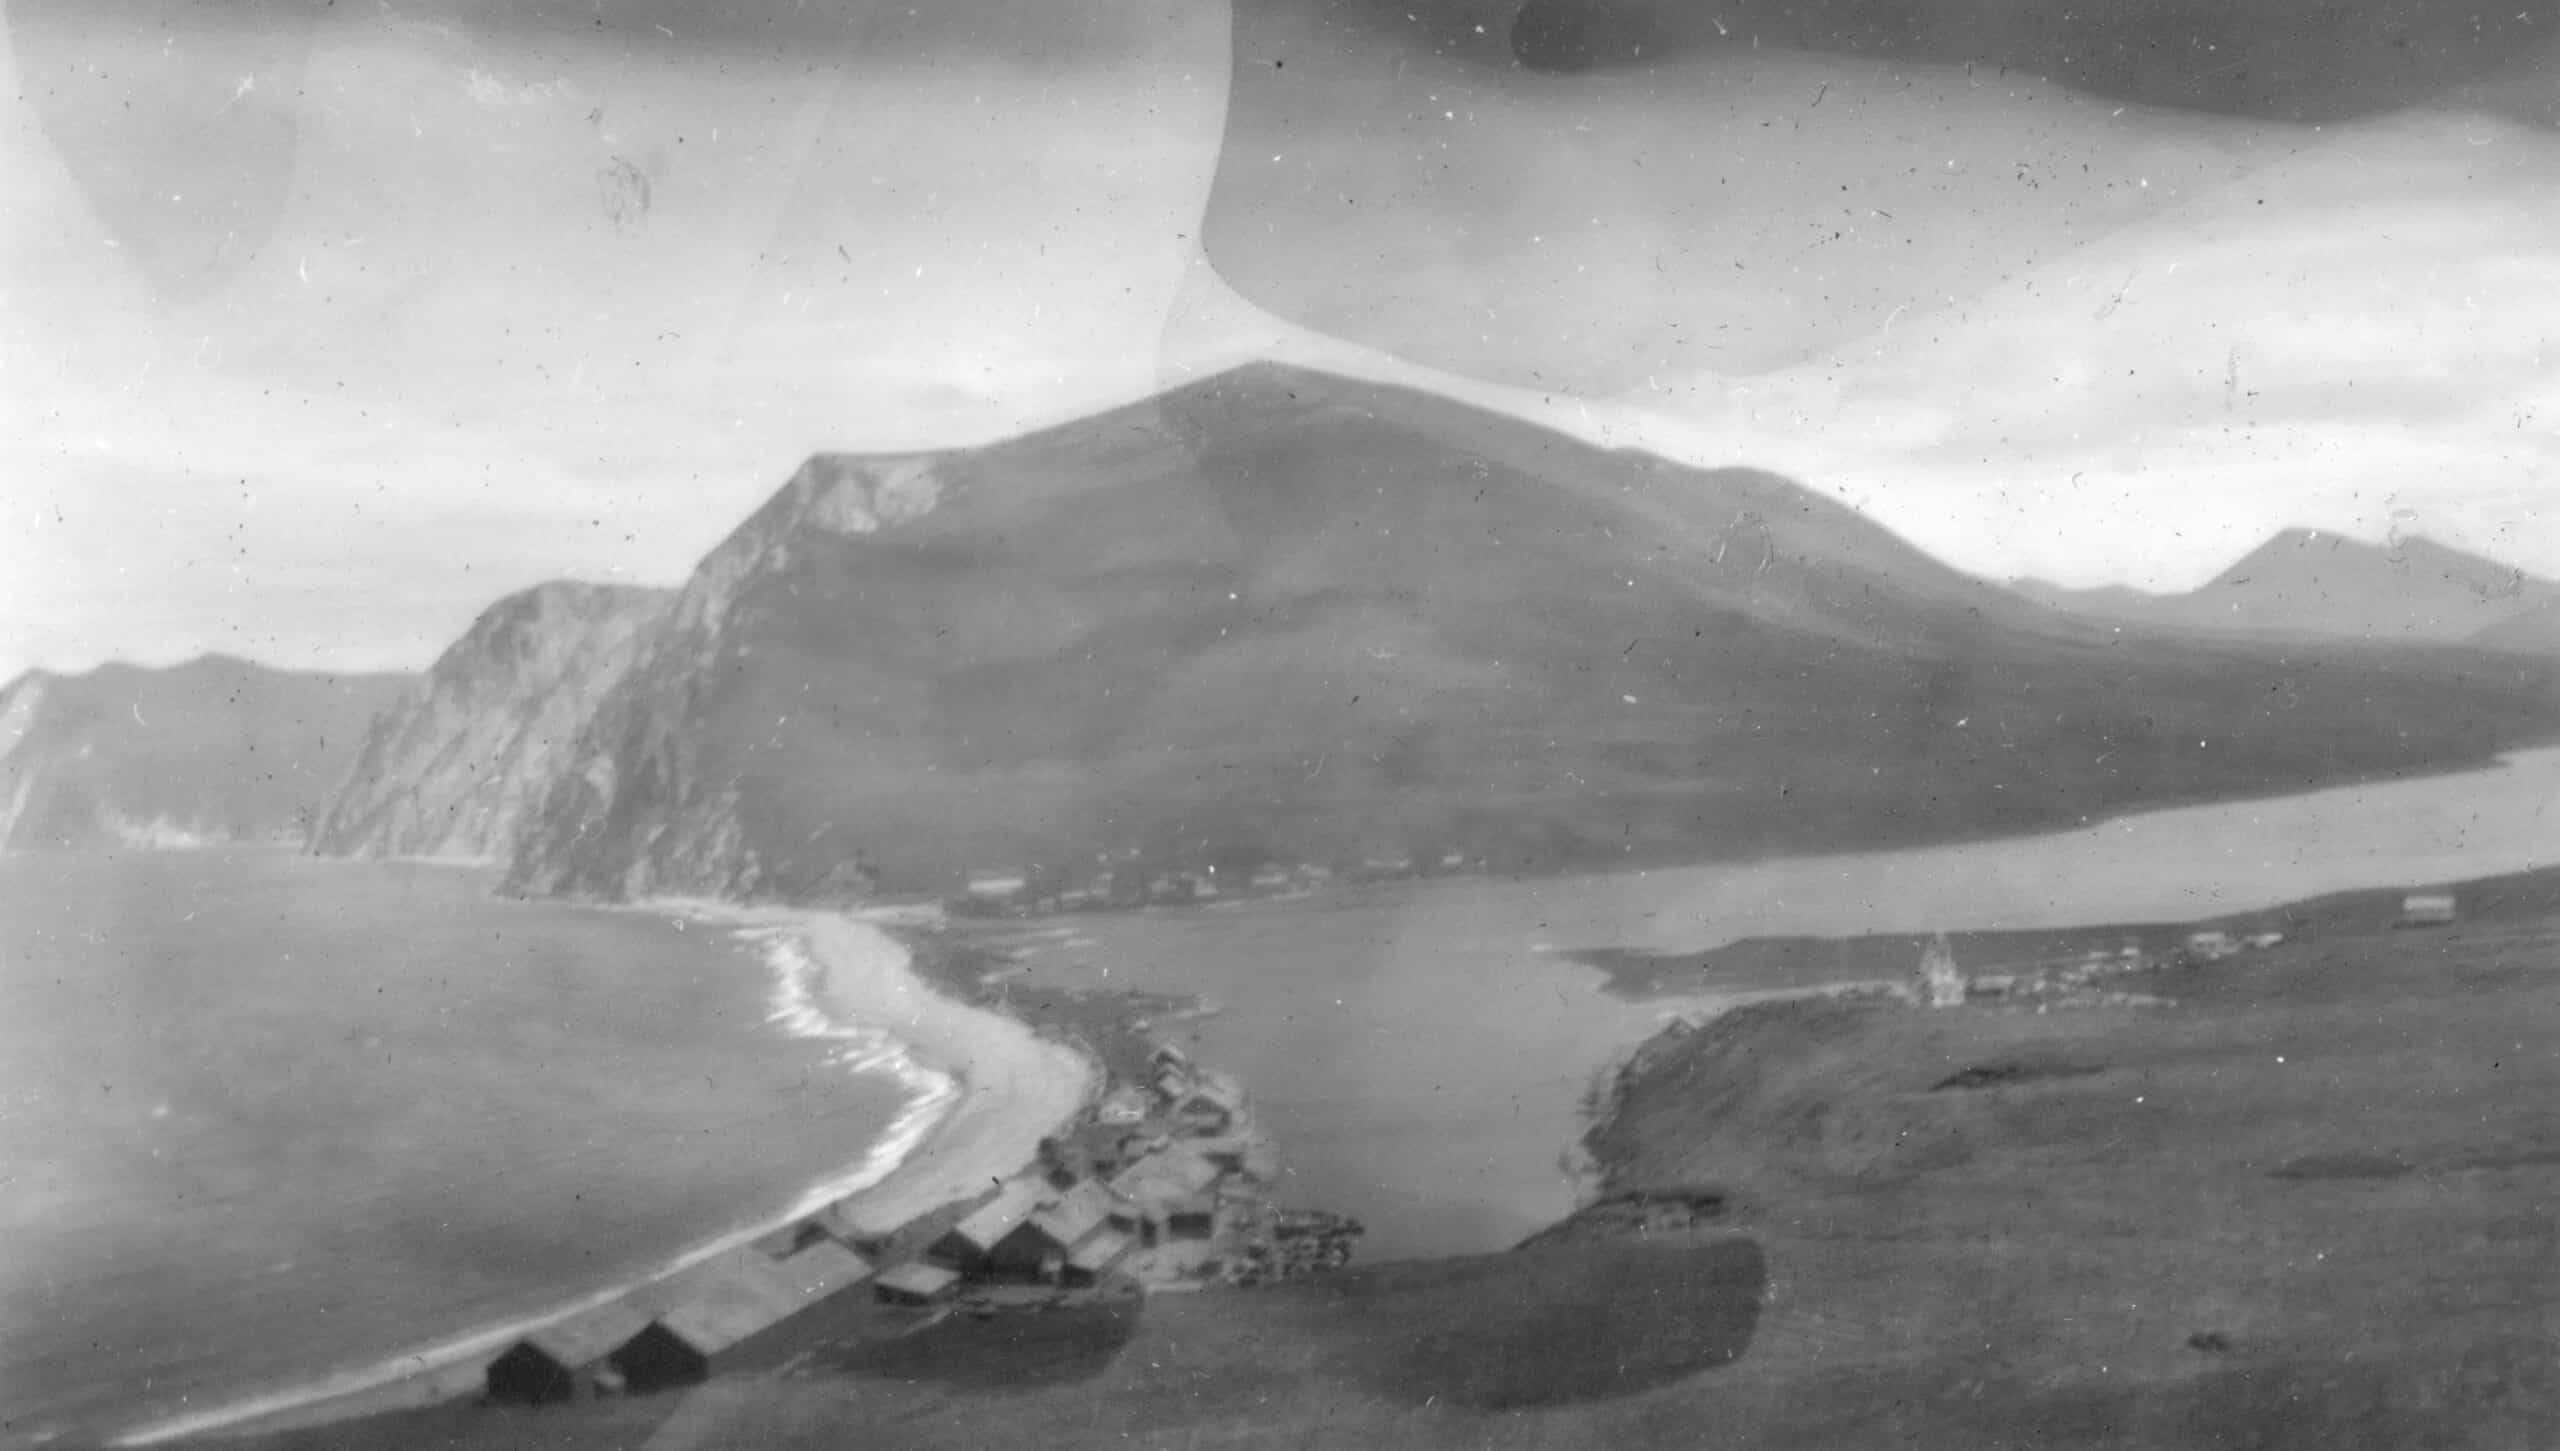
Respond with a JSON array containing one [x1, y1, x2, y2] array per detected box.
[[4, 0, 2557, 682]]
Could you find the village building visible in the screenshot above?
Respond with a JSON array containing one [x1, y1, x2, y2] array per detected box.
[[2183, 930, 2239, 961], [1916, 933, 1966, 1008], [484, 1300, 653, 1405], [964, 871, 1029, 901], [1094, 1085, 1150, 1126], [808, 1196, 882, 1255], [2399, 892, 2458, 927], [1187, 1135, 1254, 1177], [1108, 1142, 1226, 1247], [928, 1177, 1050, 1271], [1170, 1072, 1247, 1135], [605, 1241, 872, 1394], [872, 1261, 962, 1306], [970, 1179, 1124, 1283], [1063, 1227, 1136, 1287]]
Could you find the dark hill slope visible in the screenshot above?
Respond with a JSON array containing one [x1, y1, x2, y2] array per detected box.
[[503, 364, 2560, 902], [0, 656, 411, 851], [308, 581, 672, 861]]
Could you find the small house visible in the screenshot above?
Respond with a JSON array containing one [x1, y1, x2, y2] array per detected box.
[[930, 1177, 1049, 1270], [964, 871, 1029, 901], [975, 1181, 1123, 1283], [2399, 893, 2457, 928], [872, 1262, 962, 1307], [808, 1196, 882, 1254], [1108, 1144, 1226, 1246], [2245, 931, 2286, 950], [1063, 1227, 1135, 1287], [1172, 1074, 1245, 1135], [1916, 933, 1966, 1008], [606, 1242, 871, 1394], [2183, 930, 2238, 961], [484, 1300, 653, 1405], [1095, 1086, 1150, 1126], [1187, 1135, 1253, 1177]]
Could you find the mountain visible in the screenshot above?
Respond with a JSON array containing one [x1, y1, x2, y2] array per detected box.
[[0, 656, 411, 851], [2016, 530, 2560, 644], [307, 581, 674, 861], [502, 363, 2560, 904]]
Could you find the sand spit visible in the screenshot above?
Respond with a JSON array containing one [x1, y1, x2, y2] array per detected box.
[[108, 904, 1094, 1447]]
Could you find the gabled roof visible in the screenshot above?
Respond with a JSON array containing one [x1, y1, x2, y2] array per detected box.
[[947, 1177, 1050, 1253], [1108, 1143, 1223, 1207], [652, 1241, 870, 1355], [520, 1300, 654, 1368], [1066, 1227, 1135, 1273], [1186, 1072, 1247, 1110], [811, 1196, 875, 1244], [875, 1261, 962, 1297], [1027, 1179, 1121, 1249]]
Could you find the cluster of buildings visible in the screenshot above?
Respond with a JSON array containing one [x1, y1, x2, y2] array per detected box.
[[955, 850, 1482, 918], [483, 1230, 876, 1404], [482, 1043, 1354, 1408]]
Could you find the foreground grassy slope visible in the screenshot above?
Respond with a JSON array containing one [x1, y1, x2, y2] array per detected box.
[[221, 869, 2560, 1451], [505, 362, 2560, 901]]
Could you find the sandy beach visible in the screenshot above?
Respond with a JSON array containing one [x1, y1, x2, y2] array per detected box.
[[109, 904, 1094, 1446]]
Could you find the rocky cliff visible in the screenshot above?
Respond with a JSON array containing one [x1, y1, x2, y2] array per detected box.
[[307, 581, 673, 861], [0, 656, 411, 851], [500, 363, 2560, 905]]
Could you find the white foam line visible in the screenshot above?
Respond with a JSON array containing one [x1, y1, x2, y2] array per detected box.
[[110, 909, 956, 1448]]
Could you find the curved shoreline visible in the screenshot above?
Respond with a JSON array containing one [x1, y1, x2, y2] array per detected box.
[[108, 902, 1095, 1447]]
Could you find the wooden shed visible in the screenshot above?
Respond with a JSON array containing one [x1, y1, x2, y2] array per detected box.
[[605, 1241, 871, 1394], [2399, 893, 2458, 927], [1063, 1227, 1135, 1287], [873, 1261, 962, 1306], [930, 1177, 1049, 1269], [484, 1300, 652, 1405]]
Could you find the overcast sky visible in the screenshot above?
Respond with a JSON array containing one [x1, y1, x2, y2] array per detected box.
[[5, 0, 2557, 682]]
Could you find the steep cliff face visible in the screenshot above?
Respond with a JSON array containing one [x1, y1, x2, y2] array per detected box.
[[306, 581, 673, 861], [501, 363, 2560, 905], [0, 657, 412, 851]]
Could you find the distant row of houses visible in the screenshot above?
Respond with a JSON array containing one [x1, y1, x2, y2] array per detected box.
[[956, 851, 1482, 917], [1909, 890, 2461, 1012]]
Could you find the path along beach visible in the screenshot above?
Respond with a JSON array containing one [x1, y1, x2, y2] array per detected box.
[[109, 905, 1095, 1446]]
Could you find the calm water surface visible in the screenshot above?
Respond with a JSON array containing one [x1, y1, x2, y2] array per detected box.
[[0, 852, 905, 1446]]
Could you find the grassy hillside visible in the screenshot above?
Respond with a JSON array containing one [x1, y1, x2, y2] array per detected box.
[[504, 363, 2560, 902], [216, 867, 2560, 1449]]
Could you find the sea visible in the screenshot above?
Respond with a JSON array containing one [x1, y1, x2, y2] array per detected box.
[[0, 852, 914, 1448]]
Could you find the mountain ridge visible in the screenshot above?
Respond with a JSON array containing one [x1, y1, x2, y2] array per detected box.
[[0, 655, 412, 851], [497, 362, 2560, 904], [2015, 528, 2560, 646]]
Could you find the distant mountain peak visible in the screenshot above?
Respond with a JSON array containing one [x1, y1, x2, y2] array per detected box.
[[2030, 525, 2559, 645]]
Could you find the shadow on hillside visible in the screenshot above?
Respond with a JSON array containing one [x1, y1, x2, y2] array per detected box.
[[825, 1299, 1143, 1392], [1328, 1237, 1767, 1410]]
